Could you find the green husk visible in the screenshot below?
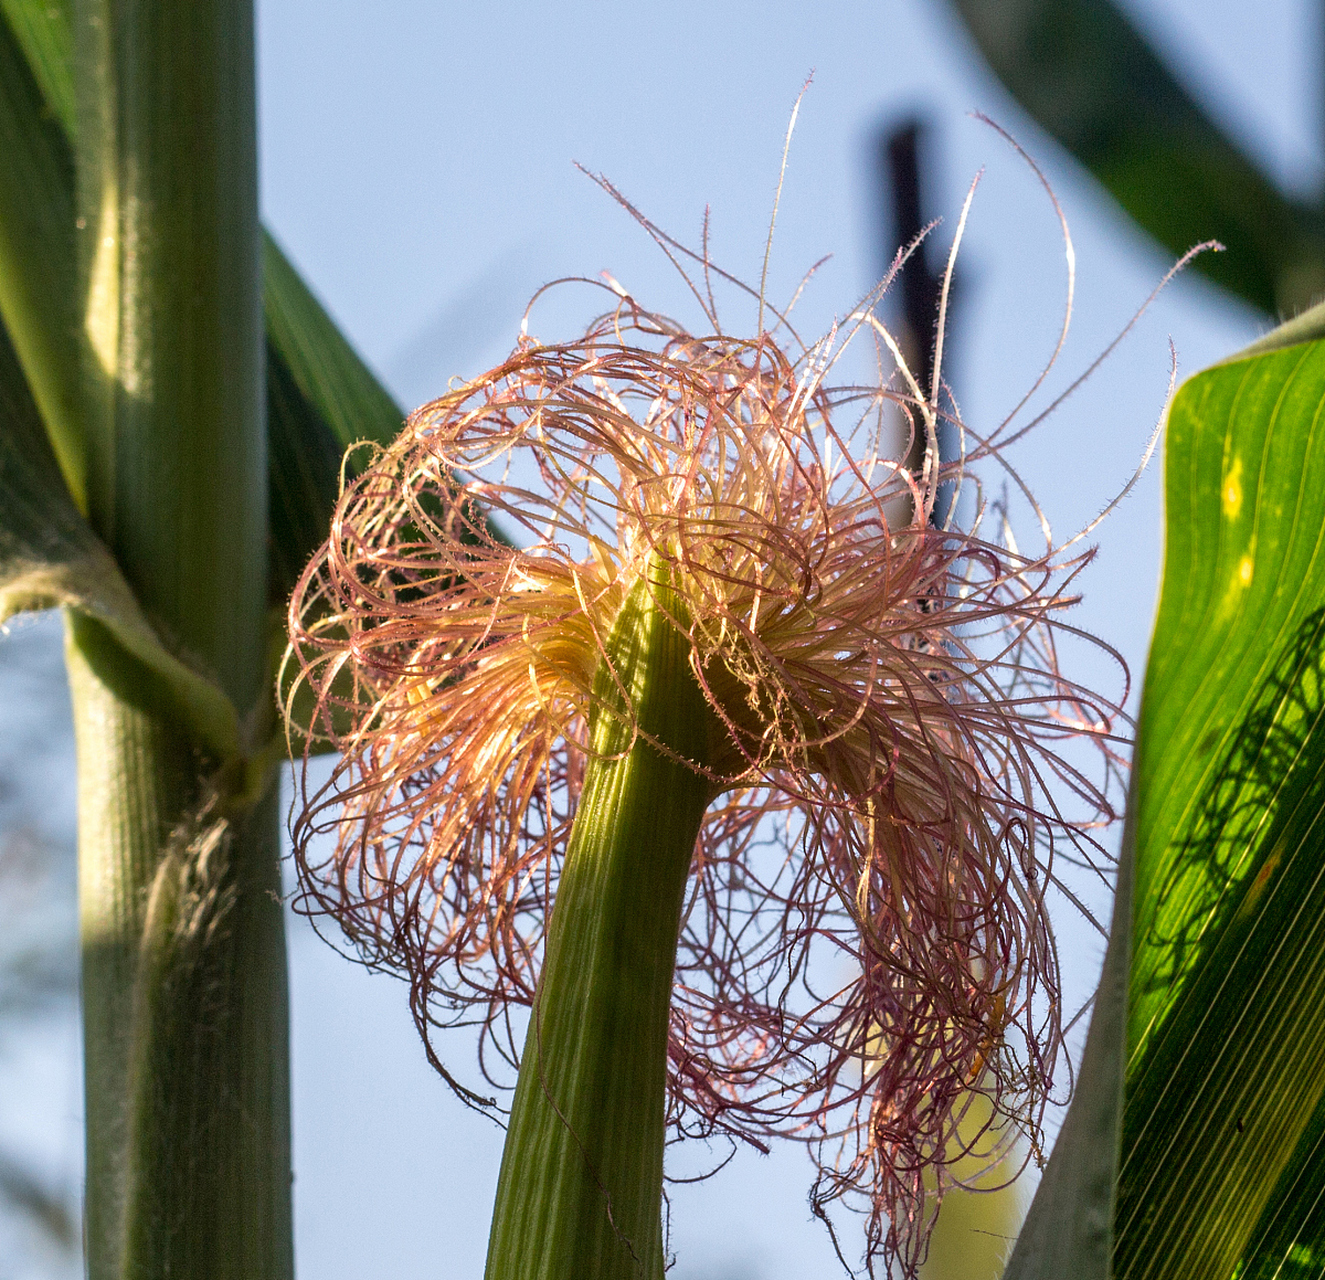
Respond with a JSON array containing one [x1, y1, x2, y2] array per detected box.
[[485, 572, 714, 1280]]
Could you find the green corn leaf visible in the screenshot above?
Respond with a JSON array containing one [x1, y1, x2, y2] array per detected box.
[[945, 0, 1325, 317], [0, 313, 239, 759], [261, 232, 410, 605], [265, 322, 347, 610], [0, 6, 81, 507], [262, 233, 405, 457], [0, 0, 72, 134], [1008, 305, 1325, 1278], [1115, 310, 1325, 1279]]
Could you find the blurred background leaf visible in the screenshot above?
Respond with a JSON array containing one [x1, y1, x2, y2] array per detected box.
[[946, 0, 1325, 318]]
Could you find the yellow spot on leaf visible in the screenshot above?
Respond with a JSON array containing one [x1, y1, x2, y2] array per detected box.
[[1219, 548, 1256, 614], [1223, 458, 1243, 519]]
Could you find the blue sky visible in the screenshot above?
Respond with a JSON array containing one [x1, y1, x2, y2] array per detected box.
[[0, 1, 1320, 1276]]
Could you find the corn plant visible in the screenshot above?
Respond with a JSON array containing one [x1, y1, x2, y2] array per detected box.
[[4, 2, 1325, 1278]]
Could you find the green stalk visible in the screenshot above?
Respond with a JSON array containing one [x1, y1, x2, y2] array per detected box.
[[485, 574, 715, 1280], [69, 616, 291, 1277], [76, 0, 266, 688], [70, 0, 290, 1275]]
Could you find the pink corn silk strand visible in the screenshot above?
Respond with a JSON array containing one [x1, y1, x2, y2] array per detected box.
[[286, 306, 1124, 1276]]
